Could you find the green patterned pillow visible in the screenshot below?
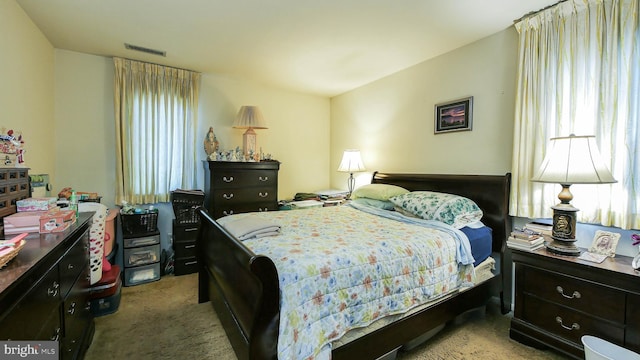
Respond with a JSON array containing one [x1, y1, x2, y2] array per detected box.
[[389, 191, 483, 228]]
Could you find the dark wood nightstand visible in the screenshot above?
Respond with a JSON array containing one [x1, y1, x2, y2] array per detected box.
[[510, 247, 640, 359]]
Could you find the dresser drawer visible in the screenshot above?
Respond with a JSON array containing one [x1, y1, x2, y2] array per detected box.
[[124, 244, 160, 267], [174, 257, 199, 276], [173, 222, 199, 241], [522, 266, 625, 322], [214, 202, 277, 218], [212, 187, 277, 205], [522, 295, 624, 345], [174, 240, 197, 259], [211, 169, 277, 189], [59, 232, 90, 297]]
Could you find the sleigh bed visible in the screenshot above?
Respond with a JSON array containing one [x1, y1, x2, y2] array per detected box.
[[197, 172, 512, 360]]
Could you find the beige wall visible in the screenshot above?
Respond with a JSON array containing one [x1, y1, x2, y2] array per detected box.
[[330, 29, 518, 189], [50, 51, 330, 207], [0, 0, 55, 177]]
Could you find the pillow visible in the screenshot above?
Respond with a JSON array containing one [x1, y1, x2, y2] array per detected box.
[[352, 198, 395, 210], [351, 184, 409, 201], [388, 191, 483, 228]]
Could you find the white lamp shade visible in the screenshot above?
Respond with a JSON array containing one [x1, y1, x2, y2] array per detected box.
[[233, 106, 267, 129], [338, 150, 366, 172], [531, 135, 616, 184]]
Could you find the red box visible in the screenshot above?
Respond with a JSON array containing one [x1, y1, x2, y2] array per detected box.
[[39, 209, 76, 233]]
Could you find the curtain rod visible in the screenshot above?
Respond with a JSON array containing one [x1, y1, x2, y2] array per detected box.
[[513, 0, 568, 24], [113, 56, 200, 74]]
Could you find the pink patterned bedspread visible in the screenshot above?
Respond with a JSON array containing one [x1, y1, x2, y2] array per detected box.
[[217, 204, 475, 360]]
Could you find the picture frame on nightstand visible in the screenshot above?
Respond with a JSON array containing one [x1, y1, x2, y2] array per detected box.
[[588, 230, 620, 257]]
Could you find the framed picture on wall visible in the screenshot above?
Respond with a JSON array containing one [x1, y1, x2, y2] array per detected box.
[[434, 96, 473, 134]]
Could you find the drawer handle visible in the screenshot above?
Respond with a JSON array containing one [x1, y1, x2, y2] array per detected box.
[[50, 327, 61, 341], [223, 193, 234, 200], [68, 302, 77, 315], [556, 286, 581, 299], [185, 261, 198, 266], [259, 208, 268, 212], [555, 316, 580, 331], [259, 192, 268, 198], [223, 210, 234, 216], [67, 263, 74, 270], [223, 176, 234, 182], [185, 244, 196, 249], [185, 228, 198, 232], [48, 282, 60, 297], [259, 176, 269, 181]]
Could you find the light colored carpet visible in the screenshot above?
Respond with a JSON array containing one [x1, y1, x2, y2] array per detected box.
[[85, 273, 569, 360]]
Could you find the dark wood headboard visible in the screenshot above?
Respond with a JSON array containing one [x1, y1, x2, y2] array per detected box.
[[371, 172, 512, 252]]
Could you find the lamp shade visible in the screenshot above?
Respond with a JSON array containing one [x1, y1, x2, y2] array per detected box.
[[233, 106, 267, 129], [531, 135, 616, 185], [338, 150, 366, 173]]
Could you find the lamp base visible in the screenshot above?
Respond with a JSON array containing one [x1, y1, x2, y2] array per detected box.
[[242, 128, 257, 161], [545, 202, 580, 256], [545, 239, 581, 256]]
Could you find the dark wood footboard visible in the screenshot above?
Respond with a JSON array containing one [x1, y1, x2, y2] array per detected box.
[[197, 207, 280, 359], [198, 173, 512, 360]]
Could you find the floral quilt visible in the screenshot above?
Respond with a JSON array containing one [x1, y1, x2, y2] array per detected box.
[[217, 204, 475, 360]]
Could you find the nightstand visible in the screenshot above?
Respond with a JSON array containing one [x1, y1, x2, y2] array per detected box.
[[509, 247, 640, 359]]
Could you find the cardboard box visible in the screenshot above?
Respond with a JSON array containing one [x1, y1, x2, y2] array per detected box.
[[39, 209, 76, 233], [3, 211, 47, 228], [17, 197, 57, 212]]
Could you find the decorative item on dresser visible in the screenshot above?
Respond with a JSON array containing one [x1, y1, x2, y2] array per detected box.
[[202, 160, 280, 219], [510, 247, 640, 359], [530, 134, 616, 256], [0, 213, 94, 360], [0, 168, 30, 235], [233, 106, 268, 160]]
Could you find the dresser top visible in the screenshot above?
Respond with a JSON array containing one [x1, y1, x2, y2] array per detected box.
[[513, 246, 640, 285], [0, 212, 92, 294]]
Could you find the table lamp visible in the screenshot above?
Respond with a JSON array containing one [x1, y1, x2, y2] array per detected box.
[[338, 149, 366, 198], [233, 106, 267, 160], [531, 134, 616, 255]]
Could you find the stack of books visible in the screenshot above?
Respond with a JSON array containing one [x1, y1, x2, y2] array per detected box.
[[507, 228, 545, 251], [523, 221, 553, 242]]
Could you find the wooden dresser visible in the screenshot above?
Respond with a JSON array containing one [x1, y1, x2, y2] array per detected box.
[[0, 167, 30, 234], [0, 212, 94, 360], [203, 161, 280, 219], [510, 247, 640, 359]]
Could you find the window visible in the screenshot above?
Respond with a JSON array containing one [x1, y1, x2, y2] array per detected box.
[[510, 0, 639, 230], [114, 58, 201, 205]]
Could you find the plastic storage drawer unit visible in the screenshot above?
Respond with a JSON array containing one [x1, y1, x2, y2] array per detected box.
[[124, 262, 160, 286], [124, 244, 160, 267]]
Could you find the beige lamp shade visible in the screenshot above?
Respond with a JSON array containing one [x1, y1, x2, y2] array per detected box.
[[337, 150, 366, 173], [233, 106, 267, 130], [531, 134, 616, 185], [233, 106, 267, 159]]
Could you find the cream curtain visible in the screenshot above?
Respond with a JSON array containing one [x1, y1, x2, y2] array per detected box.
[[114, 57, 201, 205], [511, 0, 639, 230]]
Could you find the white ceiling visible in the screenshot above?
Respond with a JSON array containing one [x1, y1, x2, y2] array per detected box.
[[16, 0, 558, 97]]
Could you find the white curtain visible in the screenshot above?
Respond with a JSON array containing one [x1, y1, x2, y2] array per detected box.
[[511, 0, 639, 230], [114, 57, 201, 205]]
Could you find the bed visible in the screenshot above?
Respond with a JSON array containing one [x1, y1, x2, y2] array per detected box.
[[197, 172, 512, 360]]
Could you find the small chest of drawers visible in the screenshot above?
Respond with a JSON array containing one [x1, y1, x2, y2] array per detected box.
[[203, 161, 280, 219], [510, 247, 640, 359]]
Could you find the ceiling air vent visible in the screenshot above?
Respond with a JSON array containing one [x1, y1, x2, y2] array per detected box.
[[124, 43, 166, 57]]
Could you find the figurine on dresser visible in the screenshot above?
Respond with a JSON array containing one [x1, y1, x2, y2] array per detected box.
[[204, 127, 219, 159]]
